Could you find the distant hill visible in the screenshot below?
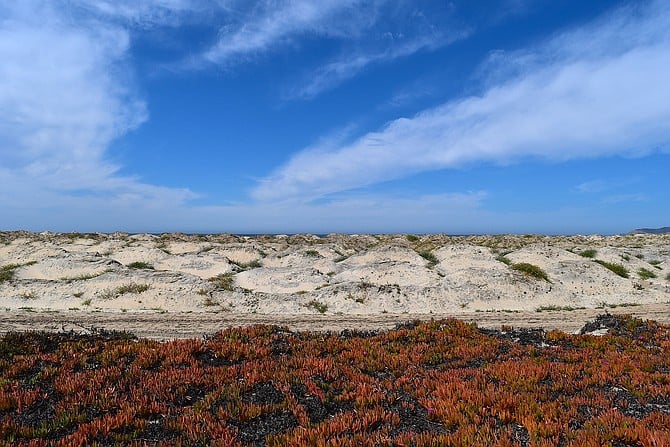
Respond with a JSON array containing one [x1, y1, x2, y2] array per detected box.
[[629, 227, 670, 234]]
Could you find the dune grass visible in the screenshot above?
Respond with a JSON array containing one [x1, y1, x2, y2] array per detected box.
[[637, 268, 657, 280], [594, 260, 629, 278], [100, 283, 151, 299], [306, 300, 328, 313], [579, 249, 597, 258], [209, 273, 235, 291], [496, 255, 512, 265], [511, 262, 550, 282], [418, 251, 439, 268], [127, 261, 154, 270], [230, 259, 262, 270], [0, 261, 36, 283]]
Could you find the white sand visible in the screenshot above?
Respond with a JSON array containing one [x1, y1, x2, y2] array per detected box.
[[0, 232, 668, 315]]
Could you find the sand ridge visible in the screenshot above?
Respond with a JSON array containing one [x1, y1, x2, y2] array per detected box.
[[0, 232, 669, 316]]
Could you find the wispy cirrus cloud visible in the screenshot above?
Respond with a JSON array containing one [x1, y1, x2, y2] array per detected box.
[[186, 1, 467, 97], [287, 30, 468, 100], [253, 0, 670, 202], [66, 0, 207, 27], [192, 0, 382, 67]]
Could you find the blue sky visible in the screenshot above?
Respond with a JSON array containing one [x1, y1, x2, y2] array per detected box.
[[1, 0, 669, 234]]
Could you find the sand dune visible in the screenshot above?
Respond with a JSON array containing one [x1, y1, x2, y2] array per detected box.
[[1, 232, 668, 319]]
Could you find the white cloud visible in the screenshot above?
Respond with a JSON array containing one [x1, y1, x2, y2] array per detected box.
[[288, 31, 465, 100], [65, 0, 206, 27], [576, 180, 608, 194], [253, 0, 670, 202], [0, 2, 196, 210], [187, 0, 464, 97], [194, 0, 376, 67]]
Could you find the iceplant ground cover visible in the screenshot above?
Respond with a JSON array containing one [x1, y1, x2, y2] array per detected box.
[[0, 314, 668, 446]]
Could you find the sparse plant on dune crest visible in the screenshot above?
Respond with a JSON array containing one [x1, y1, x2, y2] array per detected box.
[[511, 262, 550, 282], [594, 260, 629, 278]]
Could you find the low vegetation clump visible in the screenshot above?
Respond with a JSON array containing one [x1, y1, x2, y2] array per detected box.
[[231, 259, 262, 270], [594, 260, 630, 278], [596, 302, 641, 309], [579, 249, 597, 258], [100, 283, 151, 299], [202, 296, 218, 307], [536, 305, 585, 312], [303, 250, 320, 257], [0, 315, 667, 446], [405, 234, 420, 242], [511, 262, 550, 282], [209, 273, 235, 291], [116, 283, 151, 295], [0, 265, 19, 283], [648, 260, 662, 269], [637, 268, 657, 280], [418, 250, 439, 268], [60, 270, 111, 282], [495, 255, 512, 265], [0, 261, 36, 283], [306, 300, 328, 313], [127, 261, 154, 270]]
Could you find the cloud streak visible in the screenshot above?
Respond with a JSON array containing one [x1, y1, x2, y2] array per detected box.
[[187, 1, 464, 97], [287, 30, 466, 100], [195, 0, 378, 67], [66, 0, 206, 27], [253, 0, 670, 202]]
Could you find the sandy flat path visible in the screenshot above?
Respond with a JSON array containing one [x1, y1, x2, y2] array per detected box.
[[1, 303, 668, 340]]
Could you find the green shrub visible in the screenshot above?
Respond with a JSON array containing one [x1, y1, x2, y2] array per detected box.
[[61, 270, 111, 282], [306, 300, 328, 314], [231, 259, 262, 270], [304, 250, 320, 257], [405, 235, 420, 242], [579, 249, 597, 258], [0, 265, 18, 283], [536, 305, 584, 312], [418, 251, 438, 268], [116, 283, 151, 295], [127, 261, 154, 270], [0, 261, 36, 283], [593, 260, 629, 278], [209, 273, 235, 291], [202, 297, 218, 307], [496, 255, 512, 265], [648, 260, 662, 269], [637, 268, 657, 280], [511, 263, 550, 282]]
